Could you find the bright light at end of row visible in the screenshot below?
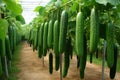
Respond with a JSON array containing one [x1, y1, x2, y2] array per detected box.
[[21, 0, 50, 24]]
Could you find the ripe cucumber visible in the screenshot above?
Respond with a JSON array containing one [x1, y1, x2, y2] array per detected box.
[[0, 38, 6, 58], [62, 38, 70, 78], [89, 7, 99, 54], [48, 20, 53, 48], [59, 10, 68, 54], [106, 22, 114, 68], [76, 11, 84, 57], [5, 35, 12, 60], [43, 22, 48, 56], [80, 35, 87, 79], [110, 44, 118, 79], [53, 20, 59, 56]]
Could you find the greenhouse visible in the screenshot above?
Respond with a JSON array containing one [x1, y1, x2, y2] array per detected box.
[[0, 0, 120, 80]]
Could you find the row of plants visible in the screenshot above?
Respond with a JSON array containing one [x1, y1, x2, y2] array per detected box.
[[25, 0, 120, 79], [0, 0, 25, 79]]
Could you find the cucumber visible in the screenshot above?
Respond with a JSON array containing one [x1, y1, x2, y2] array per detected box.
[[62, 51, 70, 78], [38, 23, 44, 58], [62, 39, 70, 78], [47, 20, 54, 48], [80, 35, 87, 79], [13, 27, 16, 51], [8, 26, 14, 52], [28, 29, 32, 43], [43, 22, 48, 53], [80, 70, 84, 79], [38, 23, 44, 47], [76, 11, 84, 57], [0, 39, 6, 58], [59, 10, 68, 54], [36, 26, 40, 49], [5, 35, 12, 60], [49, 53, 53, 74], [53, 20, 59, 56], [89, 7, 99, 54], [106, 22, 114, 68], [33, 28, 37, 51], [110, 44, 118, 79]]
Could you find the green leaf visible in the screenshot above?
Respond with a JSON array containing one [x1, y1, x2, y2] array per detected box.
[[34, 6, 42, 12], [3, 0, 22, 15], [71, 2, 78, 12], [39, 7, 45, 16], [62, 0, 68, 4], [95, 0, 120, 6], [34, 6, 45, 16], [16, 15, 25, 24], [0, 19, 8, 39]]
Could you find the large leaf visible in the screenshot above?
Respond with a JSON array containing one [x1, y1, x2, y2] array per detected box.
[[71, 2, 78, 12], [34, 6, 41, 12], [95, 0, 120, 6], [3, 0, 22, 15], [16, 15, 25, 24], [0, 19, 8, 39], [34, 6, 45, 16]]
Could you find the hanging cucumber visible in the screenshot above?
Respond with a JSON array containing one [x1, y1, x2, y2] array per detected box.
[[33, 29, 37, 51], [53, 20, 60, 71], [30, 29, 33, 46], [53, 20, 59, 56], [36, 26, 40, 49], [59, 10, 68, 54], [43, 22, 48, 55], [110, 44, 118, 79], [76, 11, 84, 57], [38, 23, 44, 58], [89, 7, 99, 54], [80, 35, 87, 79], [13, 27, 16, 51], [8, 26, 14, 52], [47, 20, 54, 48], [106, 22, 114, 68], [49, 53, 53, 74], [0, 38, 6, 58], [38, 23, 44, 47], [5, 35, 12, 60], [62, 39, 70, 78]]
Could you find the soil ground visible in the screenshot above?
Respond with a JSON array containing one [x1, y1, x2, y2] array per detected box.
[[17, 42, 120, 80]]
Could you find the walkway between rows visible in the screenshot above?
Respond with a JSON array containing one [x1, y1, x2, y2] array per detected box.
[[17, 42, 120, 80]]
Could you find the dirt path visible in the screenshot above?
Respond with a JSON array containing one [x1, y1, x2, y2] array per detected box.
[[17, 42, 120, 80]]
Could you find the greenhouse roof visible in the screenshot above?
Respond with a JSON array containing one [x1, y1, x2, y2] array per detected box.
[[20, 0, 50, 23]]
